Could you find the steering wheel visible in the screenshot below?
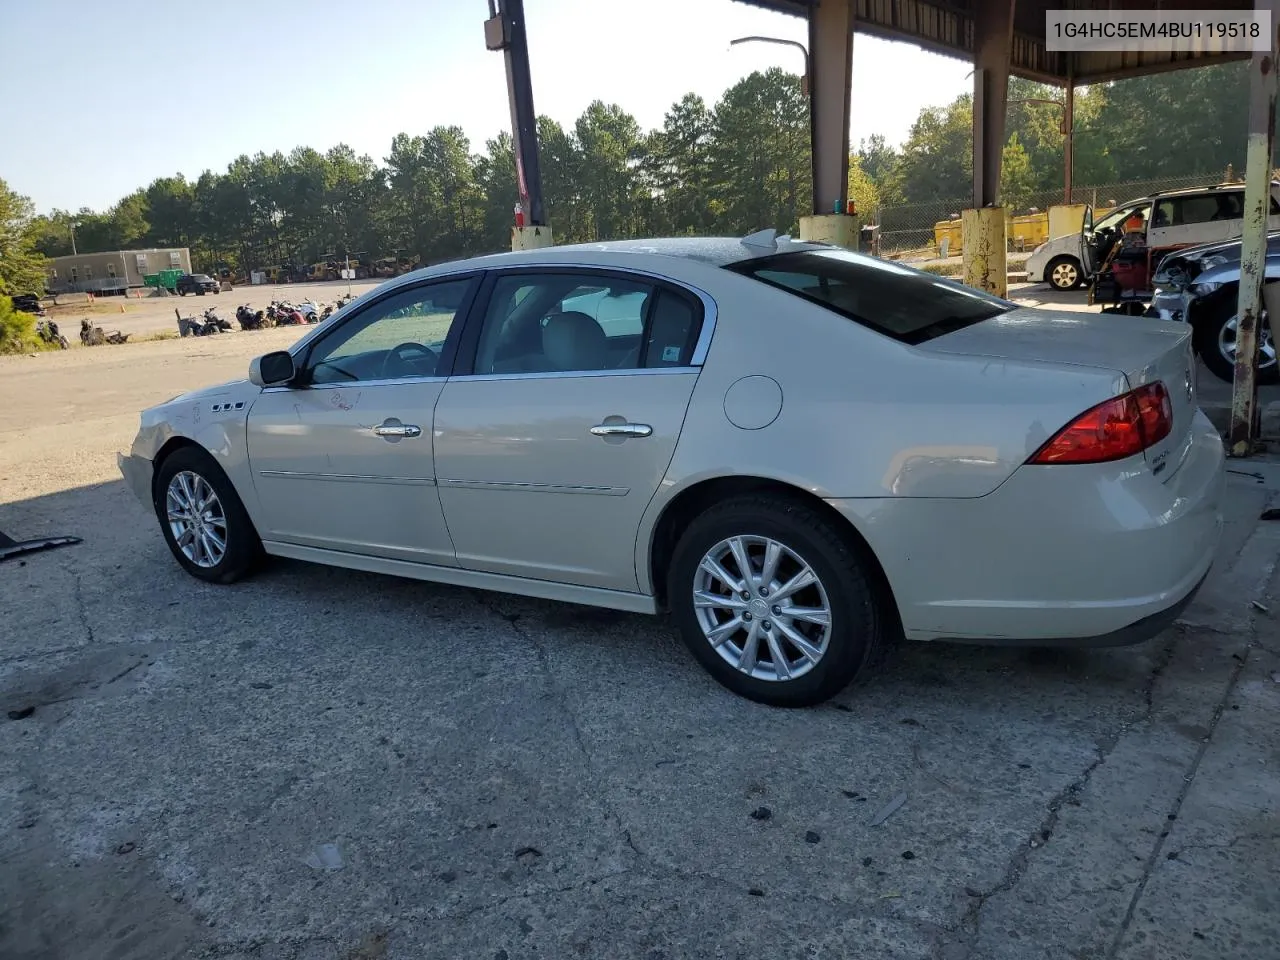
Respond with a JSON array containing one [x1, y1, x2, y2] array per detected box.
[[379, 342, 438, 380]]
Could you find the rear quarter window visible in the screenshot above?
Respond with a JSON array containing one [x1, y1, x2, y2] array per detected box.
[[725, 249, 1015, 344]]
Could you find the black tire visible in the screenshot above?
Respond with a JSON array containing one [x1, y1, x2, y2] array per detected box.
[[153, 446, 262, 584], [667, 494, 888, 707], [1045, 255, 1083, 291], [1194, 296, 1280, 385]]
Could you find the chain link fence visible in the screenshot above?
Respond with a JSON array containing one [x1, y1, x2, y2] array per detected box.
[[875, 171, 1231, 257]]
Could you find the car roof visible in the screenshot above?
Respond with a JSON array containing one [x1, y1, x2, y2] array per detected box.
[[408, 235, 833, 282], [1149, 180, 1278, 199]]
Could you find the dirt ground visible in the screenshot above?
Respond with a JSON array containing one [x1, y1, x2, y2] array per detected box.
[[4, 290, 1280, 960], [45, 280, 383, 341]]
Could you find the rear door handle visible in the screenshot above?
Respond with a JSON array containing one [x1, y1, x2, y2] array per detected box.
[[590, 422, 652, 438], [373, 419, 422, 440]]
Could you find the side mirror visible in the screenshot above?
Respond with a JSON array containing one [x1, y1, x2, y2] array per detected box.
[[249, 350, 296, 387]]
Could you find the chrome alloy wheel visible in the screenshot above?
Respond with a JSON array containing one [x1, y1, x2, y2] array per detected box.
[[1218, 312, 1278, 371], [166, 470, 228, 568], [692, 535, 833, 682]]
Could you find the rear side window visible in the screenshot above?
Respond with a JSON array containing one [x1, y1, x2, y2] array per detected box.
[[644, 289, 701, 367], [726, 249, 1014, 344], [1164, 192, 1244, 226]]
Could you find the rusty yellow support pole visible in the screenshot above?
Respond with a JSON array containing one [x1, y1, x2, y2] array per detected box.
[[511, 225, 554, 251], [963, 0, 1013, 295], [801, 0, 856, 246], [962, 208, 1008, 297], [1228, 0, 1280, 457]]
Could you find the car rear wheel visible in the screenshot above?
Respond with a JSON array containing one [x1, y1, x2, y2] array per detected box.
[[667, 494, 887, 707], [1046, 256, 1083, 291], [1196, 298, 1280, 385], [154, 446, 261, 584]]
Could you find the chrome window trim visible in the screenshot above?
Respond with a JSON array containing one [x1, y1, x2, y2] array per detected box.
[[448, 367, 698, 384], [284, 261, 716, 371], [262, 374, 448, 394]]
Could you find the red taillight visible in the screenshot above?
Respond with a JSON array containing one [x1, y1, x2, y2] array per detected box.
[[1029, 382, 1173, 465]]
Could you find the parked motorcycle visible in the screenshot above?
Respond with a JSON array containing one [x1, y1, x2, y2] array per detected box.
[[295, 300, 323, 323], [36, 319, 69, 349], [202, 307, 233, 332], [175, 307, 227, 337], [80, 319, 129, 346], [236, 303, 272, 331], [267, 300, 306, 325]]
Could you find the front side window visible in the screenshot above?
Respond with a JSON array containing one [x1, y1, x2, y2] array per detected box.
[[304, 278, 473, 384], [1093, 203, 1147, 233], [472, 272, 702, 374], [726, 249, 1014, 344]]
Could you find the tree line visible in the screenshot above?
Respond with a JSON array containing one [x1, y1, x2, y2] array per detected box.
[[0, 60, 1263, 294]]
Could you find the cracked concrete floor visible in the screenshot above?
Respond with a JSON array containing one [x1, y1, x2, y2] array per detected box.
[[3, 338, 1280, 960]]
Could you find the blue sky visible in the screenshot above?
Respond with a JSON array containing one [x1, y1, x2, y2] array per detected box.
[[0, 0, 974, 214]]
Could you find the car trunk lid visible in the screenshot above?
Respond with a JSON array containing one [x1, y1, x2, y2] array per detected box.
[[920, 307, 1198, 480]]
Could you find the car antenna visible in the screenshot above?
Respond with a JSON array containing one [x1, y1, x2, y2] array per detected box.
[[740, 228, 779, 252]]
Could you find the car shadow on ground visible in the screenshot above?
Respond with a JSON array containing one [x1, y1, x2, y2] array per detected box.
[[0, 477, 1243, 960]]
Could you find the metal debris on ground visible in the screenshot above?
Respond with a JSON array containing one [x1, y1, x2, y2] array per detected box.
[[0, 530, 82, 562], [1251, 600, 1270, 612], [868, 791, 908, 827], [304, 842, 345, 871]]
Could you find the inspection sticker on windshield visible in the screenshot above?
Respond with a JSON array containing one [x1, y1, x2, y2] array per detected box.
[[662, 346, 681, 363], [1046, 10, 1270, 52]]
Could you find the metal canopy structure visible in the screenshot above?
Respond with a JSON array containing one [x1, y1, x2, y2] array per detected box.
[[487, 0, 1276, 451], [735, 0, 1253, 85]]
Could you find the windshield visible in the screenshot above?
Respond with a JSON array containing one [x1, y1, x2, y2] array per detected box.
[[725, 248, 1016, 344]]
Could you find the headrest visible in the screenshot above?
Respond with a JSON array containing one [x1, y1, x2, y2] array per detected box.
[[542, 311, 608, 371]]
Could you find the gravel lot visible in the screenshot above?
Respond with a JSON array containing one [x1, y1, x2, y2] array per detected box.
[[48, 280, 383, 341], [3, 316, 1280, 959]]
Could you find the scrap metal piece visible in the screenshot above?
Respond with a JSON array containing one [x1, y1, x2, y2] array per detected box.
[[0, 531, 82, 562], [868, 791, 908, 827]]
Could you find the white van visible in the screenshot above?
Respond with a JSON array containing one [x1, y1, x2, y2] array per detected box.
[[1024, 182, 1280, 291]]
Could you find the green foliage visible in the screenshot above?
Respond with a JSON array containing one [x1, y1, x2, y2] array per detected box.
[[847, 155, 879, 219], [0, 295, 45, 354], [0, 179, 49, 296], [999, 134, 1036, 211], [30, 62, 1275, 270]]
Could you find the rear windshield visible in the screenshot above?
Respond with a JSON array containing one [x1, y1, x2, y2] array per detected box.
[[725, 249, 1015, 344]]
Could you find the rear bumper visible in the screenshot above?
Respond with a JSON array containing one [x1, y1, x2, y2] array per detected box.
[[118, 452, 153, 508], [826, 410, 1225, 646]]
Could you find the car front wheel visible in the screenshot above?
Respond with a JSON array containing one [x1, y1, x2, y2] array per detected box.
[[668, 494, 888, 707], [1195, 297, 1280, 385], [154, 446, 262, 584], [1046, 256, 1083, 291]]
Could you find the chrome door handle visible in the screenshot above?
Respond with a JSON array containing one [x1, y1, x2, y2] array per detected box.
[[373, 421, 421, 439], [590, 422, 652, 438]]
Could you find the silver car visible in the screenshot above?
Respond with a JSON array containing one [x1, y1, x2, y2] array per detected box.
[[119, 234, 1224, 706]]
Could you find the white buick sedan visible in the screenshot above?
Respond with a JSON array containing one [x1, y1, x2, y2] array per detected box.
[[119, 233, 1225, 706]]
